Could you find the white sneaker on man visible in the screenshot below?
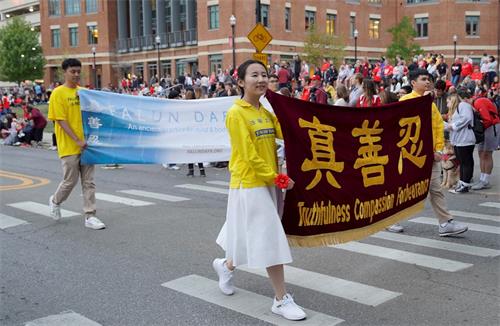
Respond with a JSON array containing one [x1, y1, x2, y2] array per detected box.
[[85, 216, 106, 230], [49, 195, 61, 220], [271, 293, 307, 321], [386, 223, 404, 233], [212, 258, 234, 295], [471, 180, 491, 190], [439, 219, 468, 237]]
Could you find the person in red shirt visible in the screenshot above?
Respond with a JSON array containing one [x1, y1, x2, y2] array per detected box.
[[308, 75, 328, 104], [471, 97, 500, 190], [383, 60, 394, 83], [27, 105, 47, 144], [277, 64, 291, 90], [320, 58, 330, 73], [357, 79, 381, 107], [461, 57, 473, 81], [372, 63, 382, 84]]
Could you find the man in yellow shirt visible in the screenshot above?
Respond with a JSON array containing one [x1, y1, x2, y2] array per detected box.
[[387, 69, 467, 237], [48, 58, 105, 230]]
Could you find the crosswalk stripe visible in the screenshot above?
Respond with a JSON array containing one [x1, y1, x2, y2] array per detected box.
[[0, 213, 28, 229], [206, 180, 230, 187], [331, 242, 472, 272], [450, 210, 499, 222], [410, 217, 500, 235], [162, 275, 344, 325], [7, 202, 79, 218], [479, 202, 500, 209], [371, 231, 500, 257], [239, 265, 401, 307], [95, 193, 154, 206], [175, 184, 229, 195], [118, 189, 190, 202], [25, 311, 101, 326]]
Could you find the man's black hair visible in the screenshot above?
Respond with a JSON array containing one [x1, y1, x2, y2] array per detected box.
[[409, 68, 430, 82], [62, 58, 82, 71], [401, 85, 413, 94], [435, 79, 446, 91]]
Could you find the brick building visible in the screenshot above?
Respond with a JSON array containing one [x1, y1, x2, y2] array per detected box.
[[40, 0, 499, 88]]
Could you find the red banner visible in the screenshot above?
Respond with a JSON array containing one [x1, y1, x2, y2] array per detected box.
[[267, 91, 434, 247]]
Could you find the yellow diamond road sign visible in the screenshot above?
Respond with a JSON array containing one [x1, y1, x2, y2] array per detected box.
[[253, 53, 268, 67], [247, 23, 272, 53]]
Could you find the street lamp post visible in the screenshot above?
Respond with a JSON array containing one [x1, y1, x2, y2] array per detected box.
[[91, 46, 96, 89], [453, 34, 457, 60], [354, 29, 359, 63], [230, 15, 236, 74], [155, 35, 161, 83]]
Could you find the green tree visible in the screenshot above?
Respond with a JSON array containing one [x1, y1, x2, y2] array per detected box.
[[303, 24, 345, 69], [386, 16, 423, 62], [0, 17, 45, 83]]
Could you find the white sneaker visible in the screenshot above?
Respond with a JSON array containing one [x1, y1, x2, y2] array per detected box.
[[386, 223, 404, 233], [439, 219, 468, 237], [85, 216, 106, 230], [168, 165, 180, 170], [471, 180, 491, 190], [49, 195, 61, 220], [271, 293, 307, 321], [212, 258, 234, 295]]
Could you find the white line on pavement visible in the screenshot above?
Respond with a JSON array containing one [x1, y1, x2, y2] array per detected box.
[[0, 213, 28, 230], [25, 311, 102, 326], [162, 275, 344, 326], [175, 184, 229, 195], [7, 202, 79, 218], [239, 265, 401, 307], [450, 210, 499, 222], [371, 231, 500, 257], [478, 202, 500, 209], [331, 242, 473, 272], [118, 189, 190, 202], [206, 180, 230, 187], [410, 217, 500, 235], [95, 193, 154, 206]]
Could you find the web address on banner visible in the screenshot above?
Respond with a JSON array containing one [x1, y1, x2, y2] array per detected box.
[[186, 148, 224, 154]]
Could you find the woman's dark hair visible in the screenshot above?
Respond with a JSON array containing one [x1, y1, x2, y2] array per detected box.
[[401, 85, 413, 94], [456, 86, 472, 99], [61, 58, 82, 71], [336, 84, 349, 102], [362, 79, 377, 106], [237, 59, 268, 98]]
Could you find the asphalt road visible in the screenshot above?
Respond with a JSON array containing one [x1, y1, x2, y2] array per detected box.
[[1, 145, 499, 326]]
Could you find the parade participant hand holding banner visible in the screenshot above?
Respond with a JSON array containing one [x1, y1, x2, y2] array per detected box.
[[266, 90, 434, 247]]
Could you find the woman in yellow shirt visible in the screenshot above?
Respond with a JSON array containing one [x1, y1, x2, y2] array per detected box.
[[213, 60, 306, 321]]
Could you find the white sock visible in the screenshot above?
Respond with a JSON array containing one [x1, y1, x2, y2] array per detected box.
[[483, 174, 490, 183]]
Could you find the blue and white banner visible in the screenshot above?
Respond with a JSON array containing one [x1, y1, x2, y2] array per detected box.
[[79, 89, 236, 164]]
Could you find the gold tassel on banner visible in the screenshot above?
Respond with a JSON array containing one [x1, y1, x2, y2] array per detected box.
[[286, 200, 426, 248]]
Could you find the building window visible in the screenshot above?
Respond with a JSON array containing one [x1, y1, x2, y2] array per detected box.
[[48, 0, 60, 16], [415, 17, 428, 37], [350, 15, 356, 37], [88, 25, 98, 44], [305, 10, 315, 30], [326, 14, 336, 35], [369, 18, 380, 39], [69, 27, 78, 47], [209, 54, 223, 75], [135, 63, 144, 78], [465, 15, 479, 36], [85, 0, 98, 13], [51, 29, 61, 48], [149, 62, 158, 79], [285, 7, 291, 31], [260, 4, 270, 27], [64, 0, 80, 15], [406, 0, 434, 3], [161, 61, 171, 77], [368, 0, 381, 3], [208, 5, 219, 29]]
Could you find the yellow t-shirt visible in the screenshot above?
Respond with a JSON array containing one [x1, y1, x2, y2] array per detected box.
[[399, 91, 444, 152], [48, 85, 84, 158], [226, 98, 283, 189]]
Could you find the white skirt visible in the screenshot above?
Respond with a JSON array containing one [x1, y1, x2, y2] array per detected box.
[[216, 186, 292, 268]]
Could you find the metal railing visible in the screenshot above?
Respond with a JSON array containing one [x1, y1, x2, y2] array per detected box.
[[116, 29, 197, 53]]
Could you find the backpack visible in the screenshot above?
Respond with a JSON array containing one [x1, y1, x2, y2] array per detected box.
[[469, 110, 485, 144]]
